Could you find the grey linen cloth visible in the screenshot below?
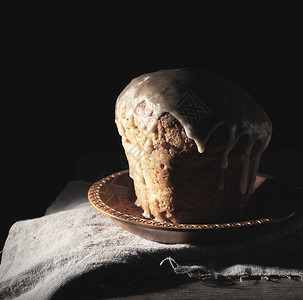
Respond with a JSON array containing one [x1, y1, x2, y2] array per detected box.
[[1, 180, 303, 299]]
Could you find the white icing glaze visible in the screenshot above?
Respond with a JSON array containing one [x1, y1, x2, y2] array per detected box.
[[115, 68, 272, 194]]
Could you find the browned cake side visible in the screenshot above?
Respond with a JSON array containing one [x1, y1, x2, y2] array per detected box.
[[120, 102, 259, 223]]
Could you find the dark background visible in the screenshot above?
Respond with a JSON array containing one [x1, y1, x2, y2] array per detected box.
[[1, 2, 302, 249]]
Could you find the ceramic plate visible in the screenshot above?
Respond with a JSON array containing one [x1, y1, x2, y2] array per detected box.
[[88, 170, 302, 244]]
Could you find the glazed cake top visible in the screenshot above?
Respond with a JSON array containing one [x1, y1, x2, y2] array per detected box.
[[115, 68, 272, 194]]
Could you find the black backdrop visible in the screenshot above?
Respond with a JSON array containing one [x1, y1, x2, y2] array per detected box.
[[1, 1, 302, 249]]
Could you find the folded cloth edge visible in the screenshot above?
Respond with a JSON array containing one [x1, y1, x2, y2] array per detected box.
[[160, 257, 303, 281]]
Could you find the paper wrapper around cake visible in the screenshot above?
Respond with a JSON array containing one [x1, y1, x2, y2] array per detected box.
[[115, 68, 272, 224]]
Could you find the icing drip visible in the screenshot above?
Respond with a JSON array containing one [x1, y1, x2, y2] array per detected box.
[[115, 68, 272, 194], [239, 137, 254, 194]]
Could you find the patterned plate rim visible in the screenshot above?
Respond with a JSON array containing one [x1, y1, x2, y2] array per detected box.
[[88, 170, 298, 231]]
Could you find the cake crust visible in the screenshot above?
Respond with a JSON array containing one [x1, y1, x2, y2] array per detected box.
[[119, 107, 257, 223]]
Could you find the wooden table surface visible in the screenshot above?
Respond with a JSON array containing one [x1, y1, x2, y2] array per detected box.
[[75, 148, 303, 299], [103, 277, 303, 300]]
